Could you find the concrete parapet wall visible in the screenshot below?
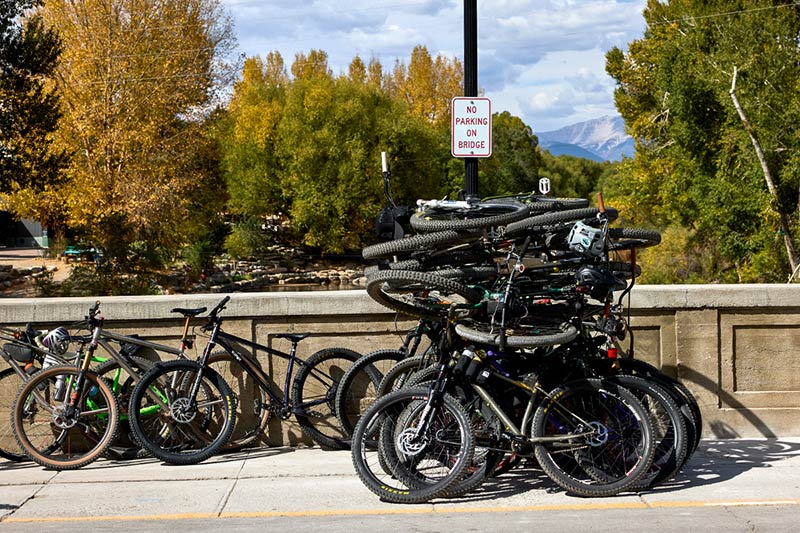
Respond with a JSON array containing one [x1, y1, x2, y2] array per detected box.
[[2, 285, 799, 443]]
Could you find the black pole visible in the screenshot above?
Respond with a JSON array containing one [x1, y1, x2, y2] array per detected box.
[[463, 0, 478, 200]]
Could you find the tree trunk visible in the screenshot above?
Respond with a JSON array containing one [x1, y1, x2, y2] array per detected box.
[[729, 66, 799, 277]]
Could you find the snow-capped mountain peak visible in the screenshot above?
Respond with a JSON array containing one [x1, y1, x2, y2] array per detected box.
[[536, 115, 634, 161]]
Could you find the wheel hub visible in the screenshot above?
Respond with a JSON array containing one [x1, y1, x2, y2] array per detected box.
[[52, 407, 78, 429], [396, 428, 429, 457], [586, 421, 609, 446], [170, 397, 197, 423]]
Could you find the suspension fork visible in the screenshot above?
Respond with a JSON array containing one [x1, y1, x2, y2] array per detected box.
[[180, 317, 222, 406], [60, 324, 103, 419], [406, 360, 450, 441]]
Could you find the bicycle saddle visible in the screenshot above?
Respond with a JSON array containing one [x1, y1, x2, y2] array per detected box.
[[170, 307, 208, 317], [273, 333, 311, 343]]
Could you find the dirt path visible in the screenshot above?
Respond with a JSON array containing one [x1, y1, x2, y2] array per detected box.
[[0, 248, 72, 297]]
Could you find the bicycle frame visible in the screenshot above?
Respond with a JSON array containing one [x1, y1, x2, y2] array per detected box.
[[195, 322, 316, 415]]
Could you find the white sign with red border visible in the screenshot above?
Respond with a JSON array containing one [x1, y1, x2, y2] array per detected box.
[[450, 96, 492, 157], [451, 97, 492, 157]]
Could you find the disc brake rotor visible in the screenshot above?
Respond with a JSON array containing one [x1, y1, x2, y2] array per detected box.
[[170, 397, 197, 423], [586, 421, 609, 446]]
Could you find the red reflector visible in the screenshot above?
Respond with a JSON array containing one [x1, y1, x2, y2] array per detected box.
[[607, 348, 619, 359]]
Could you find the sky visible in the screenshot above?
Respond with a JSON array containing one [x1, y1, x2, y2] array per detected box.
[[219, 0, 648, 133]]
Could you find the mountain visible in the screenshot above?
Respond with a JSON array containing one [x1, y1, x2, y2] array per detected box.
[[538, 142, 605, 162], [536, 115, 634, 162]]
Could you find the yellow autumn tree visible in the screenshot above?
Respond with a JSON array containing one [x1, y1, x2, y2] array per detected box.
[[40, 0, 235, 264], [387, 45, 462, 128]]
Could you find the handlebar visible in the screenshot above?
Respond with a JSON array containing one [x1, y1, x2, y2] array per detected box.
[[416, 199, 473, 210], [84, 301, 103, 328], [208, 296, 230, 318]]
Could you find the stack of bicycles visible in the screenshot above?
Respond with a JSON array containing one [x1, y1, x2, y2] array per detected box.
[[1, 299, 363, 469], [344, 191, 702, 503]]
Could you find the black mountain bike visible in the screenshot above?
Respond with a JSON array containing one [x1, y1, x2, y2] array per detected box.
[[127, 296, 362, 464]]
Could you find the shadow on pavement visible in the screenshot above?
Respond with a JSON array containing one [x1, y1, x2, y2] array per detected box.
[[443, 438, 800, 502]]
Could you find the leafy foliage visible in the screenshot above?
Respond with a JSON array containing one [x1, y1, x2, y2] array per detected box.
[[0, 0, 65, 226], [478, 111, 543, 198], [220, 49, 449, 254], [605, 0, 800, 281], [38, 0, 235, 267]]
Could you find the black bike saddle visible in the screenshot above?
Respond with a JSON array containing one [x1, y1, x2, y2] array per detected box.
[[273, 333, 311, 343], [170, 307, 208, 317]]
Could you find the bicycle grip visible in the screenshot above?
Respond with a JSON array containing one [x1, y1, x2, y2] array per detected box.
[[596, 192, 606, 214], [210, 295, 231, 316]]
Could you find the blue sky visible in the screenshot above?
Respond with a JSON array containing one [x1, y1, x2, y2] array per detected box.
[[219, 0, 647, 132]]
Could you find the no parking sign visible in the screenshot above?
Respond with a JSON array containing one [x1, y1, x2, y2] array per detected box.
[[451, 97, 492, 157]]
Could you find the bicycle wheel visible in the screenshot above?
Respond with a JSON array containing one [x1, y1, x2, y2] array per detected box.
[[606, 374, 688, 489], [618, 358, 702, 457], [291, 347, 362, 450], [128, 359, 236, 465], [531, 378, 655, 497], [12, 365, 120, 470], [207, 350, 271, 451], [334, 349, 403, 438], [504, 207, 619, 236], [93, 356, 156, 460], [376, 355, 436, 397], [524, 196, 591, 211], [0, 367, 28, 462], [362, 230, 480, 260], [410, 200, 531, 233], [607, 227, 662, 251], [364, 249, 493, 275], [404, 367, 505, 498], [454, 321, 579, 348], [366, 269, 485, 319], [351, 387, 475, 504]]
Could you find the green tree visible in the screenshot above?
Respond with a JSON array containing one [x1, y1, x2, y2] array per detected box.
[[0, 0, 64, 227], [218, 53, 287, 220], [39, 0, 235, 265], [605, 0, 800, 282], [540, 151, 612, 200], [277, 56, 441, 252], [478, 111, 542, 197]]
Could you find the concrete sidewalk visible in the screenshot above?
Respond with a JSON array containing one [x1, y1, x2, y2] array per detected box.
[[1, 438, 800, 527]]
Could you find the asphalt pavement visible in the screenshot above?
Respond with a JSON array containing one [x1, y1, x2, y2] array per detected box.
[[1, 438, 800, 531]]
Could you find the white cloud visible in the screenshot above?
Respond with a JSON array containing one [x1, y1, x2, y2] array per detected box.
[[220, 0, 647, 130]]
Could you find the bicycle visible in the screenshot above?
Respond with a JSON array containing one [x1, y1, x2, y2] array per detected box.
[[350, 305, 656, 502], [5, 301, 221, 466], [127, 296, 363, 464], [10, 305, 122, 470], [334, 318, 441, 438], [1, 325, 84, 461]]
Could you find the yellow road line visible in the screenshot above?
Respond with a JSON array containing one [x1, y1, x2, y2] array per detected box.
[[4, 499, 800, 523]]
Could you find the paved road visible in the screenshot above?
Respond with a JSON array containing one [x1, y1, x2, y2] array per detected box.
[[2, 438, 799, 531]]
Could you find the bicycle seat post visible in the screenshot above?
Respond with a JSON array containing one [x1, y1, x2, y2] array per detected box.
[[180, 316, 193, 352]]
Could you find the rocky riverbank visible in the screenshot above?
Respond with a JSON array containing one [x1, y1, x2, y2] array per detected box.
[[0, 245, 369, 297]]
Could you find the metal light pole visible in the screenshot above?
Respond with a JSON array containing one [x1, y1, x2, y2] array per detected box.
[[463, 0, 479, 200]]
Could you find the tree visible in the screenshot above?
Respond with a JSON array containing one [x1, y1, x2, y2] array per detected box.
[[605, 0, 800, 282], [478, 111, 542, 197], [387, 45, 462, 128], [277, 55, 441, 252], [0, 0, 64, 227], [39, 0, 235, 264], [218, 53, 287, 220]]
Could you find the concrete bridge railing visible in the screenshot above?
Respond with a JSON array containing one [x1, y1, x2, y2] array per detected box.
[[2, 285, 799, 444]]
